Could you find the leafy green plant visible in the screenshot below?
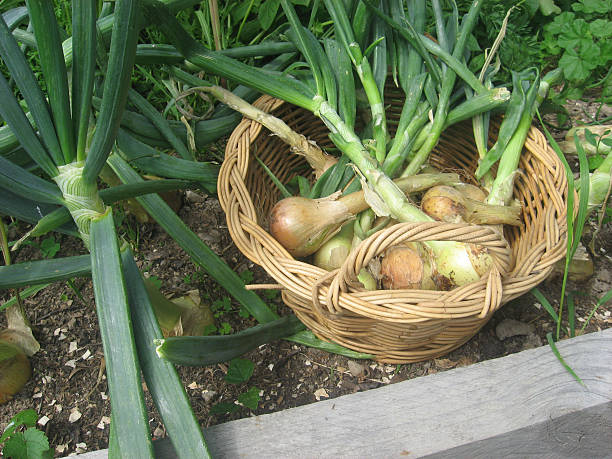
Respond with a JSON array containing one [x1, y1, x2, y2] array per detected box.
[[541, 0, 612, 101], [0, 409, 53, 459], [210, 358, 260, 414]]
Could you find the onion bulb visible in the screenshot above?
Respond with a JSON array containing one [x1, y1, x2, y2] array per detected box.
[[380, 239, 493, 290], [269, 173, 462, 257], [380, 243, 437, 290], [0, 340, 31, 404], [421, 185, 521, 226], [269, 195, 353, 257], [313, 225, 377, 290], [313, 224, 353, 271], [454, 183, 486, 202]]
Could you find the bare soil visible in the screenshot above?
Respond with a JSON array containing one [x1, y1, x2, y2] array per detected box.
[[1, 100, 611, 457]]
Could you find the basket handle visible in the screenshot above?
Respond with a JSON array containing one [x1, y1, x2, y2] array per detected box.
[[311, 221, 512, 320]]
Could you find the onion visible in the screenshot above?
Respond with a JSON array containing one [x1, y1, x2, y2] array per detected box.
[[454, 183, 486, 202], [0, 340, 31, 404], [269, 173, 461, 257], [269, 195, 353, 257], [421, 185, 521, 225], [313, 224, 353, 271], [380, 243, 437, 290], [434, 241, 493, 287], [421, 186, 468, 223], [313, 225, 378, 290]]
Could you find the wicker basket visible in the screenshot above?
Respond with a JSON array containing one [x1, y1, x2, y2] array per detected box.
[[218, 93, 568, 363]]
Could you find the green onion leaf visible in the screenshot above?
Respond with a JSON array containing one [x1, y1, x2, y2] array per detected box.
[[90, 209, 154, 457], [121, 248, 211, 458]]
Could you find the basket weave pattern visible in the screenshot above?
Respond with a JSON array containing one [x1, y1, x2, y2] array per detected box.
[[218, 95, 568, 363]]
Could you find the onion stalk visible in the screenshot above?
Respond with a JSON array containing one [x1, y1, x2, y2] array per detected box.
[[485, 69, 562, 206]]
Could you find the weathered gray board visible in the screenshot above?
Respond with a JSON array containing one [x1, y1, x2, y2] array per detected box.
[[76, 328, 612, 458]]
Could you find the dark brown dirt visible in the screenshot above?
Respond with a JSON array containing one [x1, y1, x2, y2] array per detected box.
[[1, 101, 611, 456]]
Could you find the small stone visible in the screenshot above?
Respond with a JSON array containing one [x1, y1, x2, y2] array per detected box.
[[153, 426, 165, 438], [69, 410, 82, 423], [38, 415, 50, 426], [185, 190, 206, 203], [495, 319, 535, 341], [201, 390, 216, 403], [347, 361, 365, 377], [522, 333, 543, 351]]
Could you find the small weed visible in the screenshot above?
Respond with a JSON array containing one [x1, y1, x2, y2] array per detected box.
[[0, 409, 53, 458], [238, 305, 251, 319], [541, 1, 612, 104], [224, 358, 254, 384], [211, 359, 261, 414], [237, 386, 261, 410], [218, 322, 233, 335], [238, 269, 254, 285], [212, 296, 232, 317], [39, 236, 60, 259]]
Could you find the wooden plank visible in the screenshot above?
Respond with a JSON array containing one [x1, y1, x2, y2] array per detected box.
[[74, 328, 612, 458], [424, 402, 612, 458]]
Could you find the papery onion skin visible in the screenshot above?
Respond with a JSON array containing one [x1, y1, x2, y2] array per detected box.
[[421, 185, 467, 223], [380, 243, 437, 290]]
